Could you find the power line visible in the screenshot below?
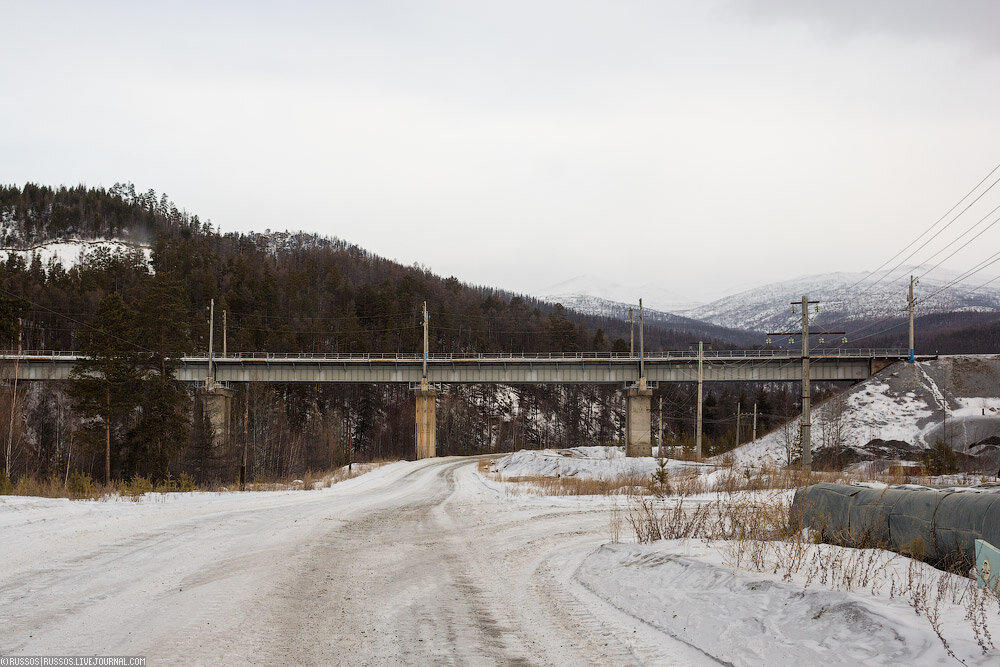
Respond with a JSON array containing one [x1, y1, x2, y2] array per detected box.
[[842, 161, 1000, 294], [858, 170, 1000, 295], [912, 204, 1000, 282], [0, 284, 157, 354], [916, 250, 1000, 305]]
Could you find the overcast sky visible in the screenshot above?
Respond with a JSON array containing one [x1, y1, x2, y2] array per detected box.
[[2, 1, 999, 304]]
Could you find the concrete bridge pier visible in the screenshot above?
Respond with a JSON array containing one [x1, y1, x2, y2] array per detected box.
[[625, 379, 653, 457], [414, 379, 437, 459], [197, 384, 233, 448]]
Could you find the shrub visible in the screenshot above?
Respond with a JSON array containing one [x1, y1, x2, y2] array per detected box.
[[650, 457, 671, 497], [178, 472, 197, 492], [121, 474, 153, 500], [66, 471, 96, 499]]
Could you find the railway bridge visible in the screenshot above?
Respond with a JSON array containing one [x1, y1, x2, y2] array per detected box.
[[0, 348, 924, 461]]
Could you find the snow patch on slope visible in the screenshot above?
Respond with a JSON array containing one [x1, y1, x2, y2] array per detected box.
[[0, 238, 152, 269], [725, 356, 1000, 465]]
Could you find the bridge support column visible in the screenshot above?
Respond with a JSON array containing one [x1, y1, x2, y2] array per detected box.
[[414, 379, 436, 459], [625, 379, 653, 457], [197, 385, 233, 449]]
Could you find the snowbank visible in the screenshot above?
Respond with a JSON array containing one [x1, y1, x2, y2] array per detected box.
[[489, 446, 710, 480], [578, 540, 997, 665]]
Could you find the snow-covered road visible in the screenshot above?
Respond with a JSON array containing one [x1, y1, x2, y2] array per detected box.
[[1, 458, 710, 665], [6, 456, 994, 665]]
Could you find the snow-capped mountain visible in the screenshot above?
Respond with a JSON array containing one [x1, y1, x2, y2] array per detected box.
[[537, 274, 703, 313], [535, 280, 756, 345], [681, 268, 1000, 333], [535, 267, 1000, 347]]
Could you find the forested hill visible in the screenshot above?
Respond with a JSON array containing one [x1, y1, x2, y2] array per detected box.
[[0, 183, 744, 354], [0, 184, 819, 485]]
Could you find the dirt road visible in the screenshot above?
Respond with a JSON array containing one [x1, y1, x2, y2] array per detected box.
[[1, 458, 712, 665]]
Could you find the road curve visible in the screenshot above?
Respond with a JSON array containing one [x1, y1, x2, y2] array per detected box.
[[1, 458, 714, 665]]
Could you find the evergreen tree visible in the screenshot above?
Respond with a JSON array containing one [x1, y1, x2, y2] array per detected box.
[[70, 292, 140, 484], [125, 275, 192, 480], [0, 296, 29, 348], [924, 440, 959, 475]]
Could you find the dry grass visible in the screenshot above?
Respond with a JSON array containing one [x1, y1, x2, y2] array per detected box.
[[492, 473, 649, 497], [479, 450, 1000, 659], [1, 460, 393, 500], [616, 478, 1000, 660], [481, 449, 994, 501]]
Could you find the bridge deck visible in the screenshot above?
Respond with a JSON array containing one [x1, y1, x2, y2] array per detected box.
[[0, 349, 924, 384]]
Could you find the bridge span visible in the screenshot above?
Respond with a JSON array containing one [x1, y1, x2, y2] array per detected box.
[[0, 348, 926, 461], [0, 348, 918, 384]]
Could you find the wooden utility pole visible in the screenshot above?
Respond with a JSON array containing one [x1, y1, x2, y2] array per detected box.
[[422, 301, 429, 380], [943, 405, 948, 446], [908, 275, 916, 364], [207, 298, 215, 387], [639, 299, 645, 379], [105, 387, 110, 485], [629, 308, 634, 356], [801, 295, 811, 469], [240, 387, 249, 491], [767, 297, 842, 470], [752, 402, 758, 441], [222, 310, 227, 359], [658, 396, 663, 457], [5, 322, 21, 480], [735, 402, 741, 449], [696, 341, 704, 458]]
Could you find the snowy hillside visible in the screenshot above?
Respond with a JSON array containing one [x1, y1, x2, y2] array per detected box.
[[0, 238, 152, 269], [682, 268, 1000, 333], [727, 355, 1000, 467], [536, 267, 1000, 341], [537, 274, 703, 313], [534, 283, 756, 345]]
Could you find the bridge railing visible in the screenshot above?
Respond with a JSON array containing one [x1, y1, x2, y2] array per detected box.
[[0, 348, 912, 362]]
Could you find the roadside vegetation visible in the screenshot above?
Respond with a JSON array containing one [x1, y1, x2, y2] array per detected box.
[[0, 462, 389, 501], [482, 447, 1000, 660]]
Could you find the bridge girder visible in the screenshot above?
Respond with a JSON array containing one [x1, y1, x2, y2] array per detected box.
[[0, 352, 925, 384]]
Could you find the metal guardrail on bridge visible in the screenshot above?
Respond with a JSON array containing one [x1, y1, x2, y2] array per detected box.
[[0, 349, 922, 384], [0, 348, 910, 361]]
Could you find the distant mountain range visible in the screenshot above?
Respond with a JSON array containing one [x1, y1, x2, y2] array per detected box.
[[684, 269, 1000, 333], [536, 268, 1000, 339]]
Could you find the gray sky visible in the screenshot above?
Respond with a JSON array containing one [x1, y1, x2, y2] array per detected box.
[[2, 0, 999, 304]]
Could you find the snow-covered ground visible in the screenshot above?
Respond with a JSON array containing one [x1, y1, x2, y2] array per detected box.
[[3, 454, 999, 664], [579, 540, 994, 665], [489, 445, 710, 480]]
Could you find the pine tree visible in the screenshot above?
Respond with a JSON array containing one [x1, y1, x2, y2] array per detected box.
[[651, 456, 671, 497], [924, 440, 959, 476], [70, 292, 140, 484], [125, 275, 192, 480]]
